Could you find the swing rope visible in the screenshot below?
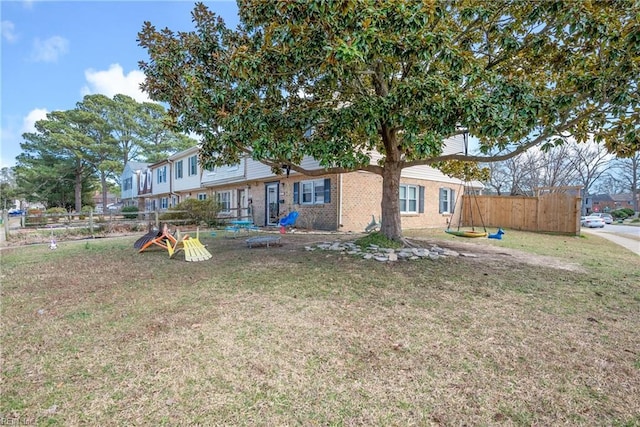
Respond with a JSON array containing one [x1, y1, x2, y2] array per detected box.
[[445, 180, 487, 236]]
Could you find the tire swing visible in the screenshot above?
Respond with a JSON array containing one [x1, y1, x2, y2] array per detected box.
[[445, 181, 488, 238]]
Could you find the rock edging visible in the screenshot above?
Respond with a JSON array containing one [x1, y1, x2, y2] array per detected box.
[[305, 241, 478, 262]]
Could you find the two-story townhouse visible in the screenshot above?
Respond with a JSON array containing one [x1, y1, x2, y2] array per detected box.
[[147, 159, 171, 211], [201, 135, 468, 232], [120, 161, 150, 209], [169, 146, 203, 205], [122, 135, 471, 232], [200, 159, 250, 220]]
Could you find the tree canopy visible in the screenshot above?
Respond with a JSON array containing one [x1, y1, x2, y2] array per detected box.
[[139, 0, 639, 240], [15, 94, 195, 210]]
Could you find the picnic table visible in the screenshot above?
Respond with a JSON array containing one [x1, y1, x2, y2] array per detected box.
[[226, 219, 258, 233]]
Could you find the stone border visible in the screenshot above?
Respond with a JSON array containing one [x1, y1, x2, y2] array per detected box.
[[305, 241, 478, 262]]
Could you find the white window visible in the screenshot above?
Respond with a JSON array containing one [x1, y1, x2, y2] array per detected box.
[[197, 193, 207, 201], [175, 160, 183, 179], [157, 166, 167, 184], [216, 191, 232, 213], [160, 197, 168, 209], [400, 185, 418, 213], [301, 179, 325, 205], [188, 155, 198, 176], [171, 196, 178, 207], [123, 177, 132, 191], [439, 188, 455, 214]]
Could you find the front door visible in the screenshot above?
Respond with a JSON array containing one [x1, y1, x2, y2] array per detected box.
[[265, 182, 279, 226]]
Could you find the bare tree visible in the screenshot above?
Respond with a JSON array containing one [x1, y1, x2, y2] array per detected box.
[[612, 153, 640, 211], [484, 144, 582, 196], [566, 141, 615, 214]]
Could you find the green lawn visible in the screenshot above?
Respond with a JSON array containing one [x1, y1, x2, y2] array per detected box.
[[1, 229, 639, 425]]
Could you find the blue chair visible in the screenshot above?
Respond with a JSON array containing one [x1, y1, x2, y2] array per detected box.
[[279, 211, 299, 233]]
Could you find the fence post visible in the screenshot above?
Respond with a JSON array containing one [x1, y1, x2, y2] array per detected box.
[[89, 210, 94, 236], [155, 210, 159, 228]]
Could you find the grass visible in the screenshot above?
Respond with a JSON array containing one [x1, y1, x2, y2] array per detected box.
[[1, 228, 639, 425]]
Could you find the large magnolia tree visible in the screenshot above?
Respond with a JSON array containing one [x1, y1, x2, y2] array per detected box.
[[139, 0, 639, 240]]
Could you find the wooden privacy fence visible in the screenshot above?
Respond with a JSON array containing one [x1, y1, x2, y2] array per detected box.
[[461, 188, 582, 235]]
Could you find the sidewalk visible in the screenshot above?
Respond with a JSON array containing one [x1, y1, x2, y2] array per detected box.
[[582, 229, 640, 256]]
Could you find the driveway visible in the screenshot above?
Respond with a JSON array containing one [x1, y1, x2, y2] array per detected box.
[[582, 224, 640, 256]]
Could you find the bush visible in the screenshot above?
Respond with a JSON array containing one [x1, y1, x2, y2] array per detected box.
[[611, 208, 635, 220], [46, 207, 68, 223], [160, 199, 222, 227], [121, 206, 139, 220]]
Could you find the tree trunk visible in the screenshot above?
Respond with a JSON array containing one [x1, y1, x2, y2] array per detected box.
[[379, 160, 403, 241], [75, 159, 83, 213], [101, 171, 108, 213]]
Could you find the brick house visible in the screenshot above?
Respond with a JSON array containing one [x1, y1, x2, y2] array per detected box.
[[125, 135, 469, 232], [590, 193, 639, 213]]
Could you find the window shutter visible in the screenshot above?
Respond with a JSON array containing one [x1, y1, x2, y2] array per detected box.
[[293, 182, 300, 204], [418, 186, 425, 213], [439, 188, 445, 213], [451, 189, 456, 213], [324, 178, 331, 203]]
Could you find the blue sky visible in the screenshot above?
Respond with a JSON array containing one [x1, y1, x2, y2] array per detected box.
[[1, 0, 240, 168]]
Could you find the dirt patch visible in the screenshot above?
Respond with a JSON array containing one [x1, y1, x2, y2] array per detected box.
[[407, 236, 586, 273]]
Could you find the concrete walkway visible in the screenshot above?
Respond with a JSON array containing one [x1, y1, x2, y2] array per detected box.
[[582, 228, 640, 256]]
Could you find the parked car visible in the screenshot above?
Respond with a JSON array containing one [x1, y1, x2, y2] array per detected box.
[[580, 216, 605, 228], [591, 212, 613, 224], [7, 208, 23, 217]]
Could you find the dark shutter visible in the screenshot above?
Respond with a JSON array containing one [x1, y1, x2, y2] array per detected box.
[[324, 178, 331, 203], [439, 188, 445, 213], [451, 189, 456, 213], [293, 182, 300, 204], [418, 186, 425, 213]]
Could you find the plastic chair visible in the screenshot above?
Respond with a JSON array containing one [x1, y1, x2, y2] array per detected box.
[[278, 211, 299, 234]]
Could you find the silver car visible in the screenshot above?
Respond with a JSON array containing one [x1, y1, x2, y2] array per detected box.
[[581, 216, 605, 228], [591, 212, 613, 224]]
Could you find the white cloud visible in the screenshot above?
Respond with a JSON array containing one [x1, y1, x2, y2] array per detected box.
[[21, 108, 49, 134], [1, 20, 18, 43], [81, 64, 151, 103], [0, 109, 48, 168], [31, 36, 69, 62]]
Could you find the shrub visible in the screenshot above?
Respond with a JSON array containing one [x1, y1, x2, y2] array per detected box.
[[160, 198, 222, 227], [46, 207, 68, 223], [121, 206, 139, 220], [611, 208, 635, 220], [621, 208, 635, 217]]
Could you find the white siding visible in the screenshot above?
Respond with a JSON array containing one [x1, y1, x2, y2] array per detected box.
[[246, 158, 277, 180], [201, 159, 246, 186], [441, 134, 465, 155], [151, 163, 170, 196], [120, 162, 148, 200], [170, 147, 201, 193], [245, 156, 323, 180], [401, 165, 464, 185]]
